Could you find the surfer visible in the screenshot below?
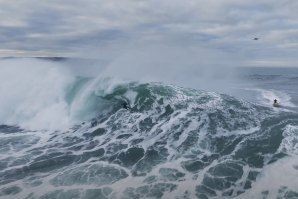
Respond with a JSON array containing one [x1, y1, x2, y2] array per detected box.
[[273, 99, 279, 107], [122, 101, 130, 109]]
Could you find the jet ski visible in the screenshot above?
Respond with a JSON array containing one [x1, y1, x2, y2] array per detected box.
[[273, 102, 280, 107]]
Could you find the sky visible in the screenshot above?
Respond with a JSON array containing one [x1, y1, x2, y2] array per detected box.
[[1, 0, 298, 67]]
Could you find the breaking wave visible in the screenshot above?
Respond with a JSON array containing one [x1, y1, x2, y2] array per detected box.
[[0, 59, 298, 199]]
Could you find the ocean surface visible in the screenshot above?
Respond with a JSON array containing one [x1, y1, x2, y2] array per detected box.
[[0, 58, 298, 199]]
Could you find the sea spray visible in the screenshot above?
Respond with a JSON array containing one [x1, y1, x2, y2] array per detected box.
[[1, 58, 298, 199], [0, 58, 74, 130]]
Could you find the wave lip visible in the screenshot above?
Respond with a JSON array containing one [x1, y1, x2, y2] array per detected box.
[[1, 66, 298, 198]]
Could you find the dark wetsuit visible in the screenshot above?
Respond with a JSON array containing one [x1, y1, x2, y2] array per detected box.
[[122, 102, 129, 109]]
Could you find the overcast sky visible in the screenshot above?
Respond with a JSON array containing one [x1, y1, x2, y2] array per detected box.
[[1, 0, 298, 67]]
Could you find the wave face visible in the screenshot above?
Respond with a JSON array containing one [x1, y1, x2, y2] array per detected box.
[[1, 74, 298, 199]]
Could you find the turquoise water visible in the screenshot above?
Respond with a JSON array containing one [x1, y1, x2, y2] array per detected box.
[[0, 59, 298, 199]]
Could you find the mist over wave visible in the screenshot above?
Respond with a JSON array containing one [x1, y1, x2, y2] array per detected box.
[[0, 58, 298, 199], [0, 58, 76, 130], [98, 44, 240, 93], [0, 54, 238, 131]]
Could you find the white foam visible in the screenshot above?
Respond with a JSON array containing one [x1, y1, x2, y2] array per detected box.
[[0, 59, 75, 130], [278, 125, 298, 155], [124, 90, 137, 107], [236, 156, 298, 199]]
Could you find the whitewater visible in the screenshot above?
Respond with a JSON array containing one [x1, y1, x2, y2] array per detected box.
[[0, 58, 298, 199]]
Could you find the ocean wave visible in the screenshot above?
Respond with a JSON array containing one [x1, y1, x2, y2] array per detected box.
[[1, 59, 298, 198], [1, 84, 297, 198]]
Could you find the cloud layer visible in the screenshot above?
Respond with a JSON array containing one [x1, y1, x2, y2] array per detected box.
[[1, 0, 298, 66]]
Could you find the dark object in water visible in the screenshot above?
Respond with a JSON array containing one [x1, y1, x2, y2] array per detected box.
[[273, 99, 280, 107], [122, 102, 130, 109], [273, 102, 280, 107]]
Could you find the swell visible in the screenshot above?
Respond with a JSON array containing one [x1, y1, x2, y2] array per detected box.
[[1, 59, 298, 198], [1, 77, 298, 198]]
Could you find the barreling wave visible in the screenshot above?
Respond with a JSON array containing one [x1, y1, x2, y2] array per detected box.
[[1, 69, 298, 199]]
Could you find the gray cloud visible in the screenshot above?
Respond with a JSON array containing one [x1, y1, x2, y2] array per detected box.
[[0, 0, 298, 66]]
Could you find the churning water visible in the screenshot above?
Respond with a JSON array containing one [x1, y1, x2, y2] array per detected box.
[[0, 58, 298, 199]]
